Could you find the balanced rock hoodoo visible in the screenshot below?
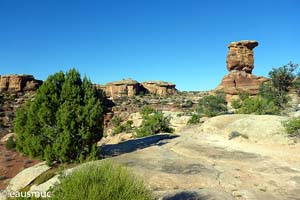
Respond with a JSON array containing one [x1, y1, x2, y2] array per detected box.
[[216, 40, 268, 97]]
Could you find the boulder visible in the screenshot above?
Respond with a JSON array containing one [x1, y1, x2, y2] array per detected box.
[[200, 114, 289, 143], [0, 75, 42, 93], [6, 162, 50, 191]]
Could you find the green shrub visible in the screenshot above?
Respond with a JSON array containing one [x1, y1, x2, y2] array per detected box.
[[135, 108, 173, 138], [293, 78, 300, 96], [14, 69, 105, 165], [123, 120, 133, 132], [237, 97, 279, 115], [259, 82, 289, 109], [112, 126, 124, 135], [140, 106, 156, 117], [283, 117, 300, 138], [111, 119, 133, 135], [110, 116, 122, 127], [5, 136, 16, 150], [231, 99, 242, 109], [258, 62, 298, 109], [187, 114, 200, 124], [238, 91, 250, 101], [50, 161, 153, 200], [268, 62, 298, 93], [198, 91, 227, 117]]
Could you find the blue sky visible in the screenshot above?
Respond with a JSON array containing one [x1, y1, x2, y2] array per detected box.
[[0, 0, 299, 91]]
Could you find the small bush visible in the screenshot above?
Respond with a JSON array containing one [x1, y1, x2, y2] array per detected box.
[[135, 107, 174, 138], [237, 97, 279, 115], [140, 106, 156, 117], [5, 136, 16, 150], [259, 82, 289, 109], [198, 91, 227, 117], [50, 161, 153, 200], [231, 99, 242, 109], [112, 119, 133, 135], [110, 116, 122, 127], [237, 91, 250, 101], [187, 114, 200, 124], [283, 117, 300, 138]]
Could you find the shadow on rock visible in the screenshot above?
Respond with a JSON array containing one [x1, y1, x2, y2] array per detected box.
[[158, 189, 235, 200], [100, 134, 178, 157]]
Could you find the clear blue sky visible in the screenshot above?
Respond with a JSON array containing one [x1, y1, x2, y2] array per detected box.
[[0, 0, 299, 91]]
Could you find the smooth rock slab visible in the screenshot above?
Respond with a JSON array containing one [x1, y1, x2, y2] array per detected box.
[[6, 162, 50, 191]]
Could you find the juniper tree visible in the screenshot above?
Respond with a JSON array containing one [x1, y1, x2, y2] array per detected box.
[[14, 69, 105, 165]]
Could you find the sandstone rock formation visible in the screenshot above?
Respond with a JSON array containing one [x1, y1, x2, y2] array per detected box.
[[96, 79, 177, 98], [0, 75, 42, 93], [141, 81, 177, 96], [216, 40, 268, 97], [0, 75, 42, 136], [97, 79, 141, 98], [217, 71, 268, 95], [226, 40, 258, 73]]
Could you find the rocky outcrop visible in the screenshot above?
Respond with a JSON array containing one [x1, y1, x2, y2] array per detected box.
[[216, 40, 268, 97], [96, 79, 177, 98], [0, 75, 42, 136], [216, 70, 268, 95], [0, 75, 42, 93], [141, 81, 177, 96], [97, 79, 141, 98], [226, 40, 258, 73]]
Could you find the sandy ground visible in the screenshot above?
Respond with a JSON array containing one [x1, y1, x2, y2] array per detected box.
[[0, 142, 39, 189]]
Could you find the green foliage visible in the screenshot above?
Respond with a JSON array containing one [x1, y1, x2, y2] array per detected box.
[[50, 161, 153, 200], [110, 116, 122, 127], [14, 69, 105, 165], [283, 117, 300, 138], [198, 91, 227, 117], [237, 97, 279, 115], [259, 82, 289, 109], [135, 107, 173, 138], [231, 99, 242, 109], [111, 116, 133, 135], [5, 136, 16, 150], [187, 114, 200, 124], [140, 106, 156, 117], [259, 62, 298, 109], [293, 78, 300, 96], [123, 120, 133, 132], [268, 62, 298, 92], [238, 91, 250, 101], [34, 169, 57, 186]]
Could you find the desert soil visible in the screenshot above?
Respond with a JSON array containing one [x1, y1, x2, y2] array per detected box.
[[0, 142, 39, 189]]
